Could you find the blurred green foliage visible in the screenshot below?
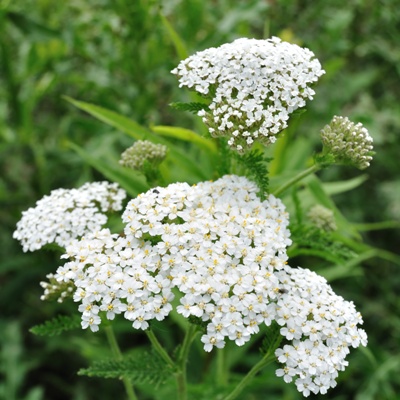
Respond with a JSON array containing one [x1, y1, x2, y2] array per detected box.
[[1, 0, 400, 399]]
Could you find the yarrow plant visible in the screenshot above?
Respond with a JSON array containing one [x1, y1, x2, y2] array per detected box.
[[16, 36, 375, 400]]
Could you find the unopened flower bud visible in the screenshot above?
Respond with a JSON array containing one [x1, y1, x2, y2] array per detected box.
[[320, 116, 373, 169], [307, 204, 337, 232], [120, 140, 167, 170]]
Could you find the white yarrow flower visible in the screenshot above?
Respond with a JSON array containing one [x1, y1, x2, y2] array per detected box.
[[274, 265, 367, 396], [13, 182, 126, 252], [172, 37, 325, 151]]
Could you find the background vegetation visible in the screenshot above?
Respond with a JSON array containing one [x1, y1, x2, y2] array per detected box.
[[1, 0, 399, 399]]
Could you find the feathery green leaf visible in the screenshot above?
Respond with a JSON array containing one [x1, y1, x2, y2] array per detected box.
[[78, 350, 173, 386], [289, 224, 356, 264], [30, 314, 81, 336], [235, 150, 272, 200], [169, 102, 210, 114]]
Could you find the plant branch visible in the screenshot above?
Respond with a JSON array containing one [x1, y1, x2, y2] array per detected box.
[[272, 163, 321, 197], [222, 352, 275, 400], [175, 324, 199, 400], [145, 329, 176, 369], [104, 325, 138, 400]]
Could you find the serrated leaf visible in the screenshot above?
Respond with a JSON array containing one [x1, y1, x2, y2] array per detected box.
[[235, 150, 272, 200], [78, 350, 172, 386], [169, 102, 210, 113], [30, 315, 81, 336], [288, 225, 356, 264]]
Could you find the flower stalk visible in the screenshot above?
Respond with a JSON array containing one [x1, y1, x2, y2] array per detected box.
[[272, 163, 321, 197], [104, 325, 138, 400]]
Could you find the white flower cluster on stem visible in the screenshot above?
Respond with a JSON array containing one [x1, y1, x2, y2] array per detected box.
[[37, 175, 366, 396], [275, 266, 367, 396], [172, 37, 325, 151], [13, 182, 126, 252], [54, 176, 291, 339]]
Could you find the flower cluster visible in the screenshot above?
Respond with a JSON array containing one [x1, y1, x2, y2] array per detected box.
[[13, 182, 126, 252], [40, 175, 366, 396], [275, 266, 367, 396], [120, 140, 168, 170], [320, 116, 373, 170], [172, 37, 325, 151], [55, 175, 291, 341], [54, 228, 173, 331], [307, 204, 337, 232]]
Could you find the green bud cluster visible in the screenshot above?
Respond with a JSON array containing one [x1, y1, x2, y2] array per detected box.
[[120, 140, 167, 170], [307, 204, 337, 232], [320, 116, 373, 170]]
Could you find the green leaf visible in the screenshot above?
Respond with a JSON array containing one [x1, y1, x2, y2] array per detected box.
[[288, 225, 357, 265], [151, 125, 216, 153], [78, 350, 172, 386], [66, 141, 149, 197], [235, 150, 272, 200], [159, 13, 189, 60], [261, 321, 282, 356], [169, 101, 210, 113], [322, 174, 369, 196], [64, 97, 208, 180], [30, 315, 81, 336], [353, 221, 400, 231], [6, 11, 59, 40]]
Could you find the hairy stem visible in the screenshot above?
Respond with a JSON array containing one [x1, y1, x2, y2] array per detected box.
[[104, 325, 138, 400]]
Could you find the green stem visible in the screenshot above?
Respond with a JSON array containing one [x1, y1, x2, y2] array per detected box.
[[222, 353, 275, 400], [175, 324, 199, 400], [104, 326, 138, 400], [272, 163, 321, 197], [216, 347, 228, 386], [145, 329, 176, 368]]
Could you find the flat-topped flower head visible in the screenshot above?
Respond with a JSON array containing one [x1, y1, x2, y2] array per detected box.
[[123, 175, 292, 347], [275, 266, 367, 396], [13, 182, 126, 252], [172, 37, 325, 151], [54, 229, 173, 332], [120, 140, 168, 170], [57, 176, 292, 341], [320, 116, 374, 170]]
